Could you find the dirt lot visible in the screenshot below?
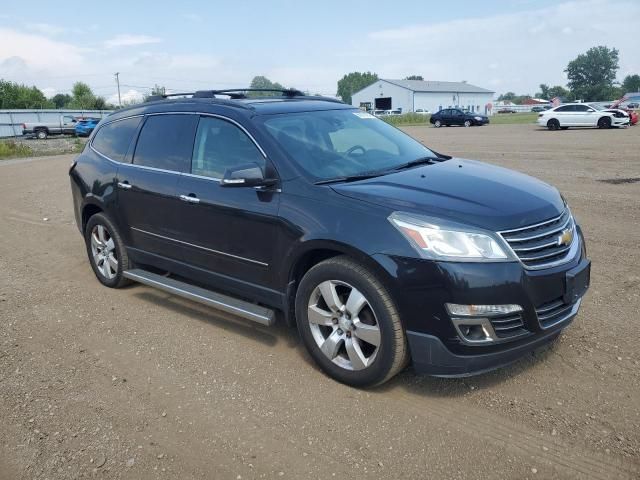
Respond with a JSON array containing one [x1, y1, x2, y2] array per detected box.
[[1, 124, 639, 479]]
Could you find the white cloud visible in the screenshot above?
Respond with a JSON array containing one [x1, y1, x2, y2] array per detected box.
[[104, 34, 162, 48], [108, 88, 144, 106], [0, 28, 85, 71], [25, 23, 66, 36]]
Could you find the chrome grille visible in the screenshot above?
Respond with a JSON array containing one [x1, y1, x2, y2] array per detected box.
[[489, 313, 528, 339], [499, 210, 575, 269], [536, 297, 577, 329]]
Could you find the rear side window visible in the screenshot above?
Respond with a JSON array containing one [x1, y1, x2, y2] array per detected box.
[[133, 115, 198, 172], [555, 105, 573, 112], [92, 117, 141, 162], [191, 117, 265, 179]]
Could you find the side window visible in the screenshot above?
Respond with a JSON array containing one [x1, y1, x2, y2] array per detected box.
[[574, 105, 589, 112], [191, 116, 265, 179], [555, 105, 572, 112], [133, 115, 198, 172], [92, 117, 141, 162]]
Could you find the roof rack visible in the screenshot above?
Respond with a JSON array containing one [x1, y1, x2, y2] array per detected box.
[[146, 88, 306, 102]]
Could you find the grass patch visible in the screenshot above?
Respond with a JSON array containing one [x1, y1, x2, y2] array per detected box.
[[381, 113, 430, 126], [0, 139, 33, 159], [489, 112, 539, 125]]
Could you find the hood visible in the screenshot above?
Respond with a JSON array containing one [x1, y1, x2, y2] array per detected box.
[[331, 159, 564, 231]]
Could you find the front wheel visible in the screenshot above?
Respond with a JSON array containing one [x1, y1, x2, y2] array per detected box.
[[464, 120, 472, 127], [598, 116, 612, 129], [295, 256, 408, 387]]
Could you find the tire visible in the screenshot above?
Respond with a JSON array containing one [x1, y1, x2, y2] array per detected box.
[[84, 212, 132, 288], [35, 129, 48, 140], [597, 116, 612, 129], [295, 256, 408, 387], [560, 127, 569, 130], [547, 119, 560, 131], [464, 120, 472, 127], [434, 120, 442, 128]]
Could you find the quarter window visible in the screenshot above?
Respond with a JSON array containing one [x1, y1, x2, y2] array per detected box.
[[92, 117, 141, 162], [133, 115, 198, 172], [191, 117, 265, 179]]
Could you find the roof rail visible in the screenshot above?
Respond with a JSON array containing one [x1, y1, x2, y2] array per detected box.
[[146, 88, 306, 102]]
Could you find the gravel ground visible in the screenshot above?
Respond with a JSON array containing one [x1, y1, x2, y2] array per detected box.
[[5, 136, 88, 157], [0, 124, 639, 479]]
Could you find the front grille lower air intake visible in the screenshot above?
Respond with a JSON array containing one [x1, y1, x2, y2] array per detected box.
[[499, 209, 576, 269]]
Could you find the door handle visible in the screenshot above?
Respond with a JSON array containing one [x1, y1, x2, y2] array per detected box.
[[179, 194, 200, 204], [117, 181, 132, 190]]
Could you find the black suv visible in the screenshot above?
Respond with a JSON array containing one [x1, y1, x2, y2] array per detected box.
[[430, 108, 489, 127], [70, 89, 590, 387]]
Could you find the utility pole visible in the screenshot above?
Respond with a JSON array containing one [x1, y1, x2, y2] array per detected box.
[[114, 72, 122, 107]]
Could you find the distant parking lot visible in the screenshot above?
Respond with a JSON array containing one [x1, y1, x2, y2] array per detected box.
[[0, 123, 638, 479]]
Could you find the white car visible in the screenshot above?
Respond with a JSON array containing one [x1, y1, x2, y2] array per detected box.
[[415, 108, 431, 115], [537, 103, 626, 130]]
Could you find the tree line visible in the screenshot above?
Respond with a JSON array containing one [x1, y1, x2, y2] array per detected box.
[[0, 80, 112, 110]]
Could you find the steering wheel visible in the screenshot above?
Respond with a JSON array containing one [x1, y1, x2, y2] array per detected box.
[[346, 145, 366, 156]]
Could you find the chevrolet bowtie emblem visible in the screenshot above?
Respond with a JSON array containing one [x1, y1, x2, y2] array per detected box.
[[557, 228, 573, 247]]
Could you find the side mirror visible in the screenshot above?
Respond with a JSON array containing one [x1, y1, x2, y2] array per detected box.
[[221, 163, 277, 188]]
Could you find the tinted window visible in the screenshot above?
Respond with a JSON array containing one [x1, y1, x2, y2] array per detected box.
[[133, 115, 198, 172], [191, 117, 265, 179], [574, 105, 590, 112], [555, 105, 573, 112], [92, 117, 141, 162]]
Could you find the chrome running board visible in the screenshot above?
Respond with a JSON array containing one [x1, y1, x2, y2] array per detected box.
[[123, 269, 275, 326]]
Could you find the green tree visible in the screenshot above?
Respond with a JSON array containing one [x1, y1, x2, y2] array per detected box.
[[497, 91, 516, 101], [67, 82, 108, 109], [405, 75, 424, 80], [337, 71, 378, 104], [565, 46, 619, 101], [51, 93, 72, 108], [621, 74, 640, 93], [537, 84, 571, 100], [0, 79, 53, 108], [248, 76, 285, 97]]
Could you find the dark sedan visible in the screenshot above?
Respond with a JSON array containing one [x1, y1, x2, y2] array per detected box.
[[430, 108, 489, 127]]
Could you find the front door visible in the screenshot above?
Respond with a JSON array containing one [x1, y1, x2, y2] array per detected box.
[[174, 115, 281, 291], [451, 109, 464, 125]]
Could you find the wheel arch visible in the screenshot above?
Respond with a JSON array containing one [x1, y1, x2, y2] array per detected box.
[[81, 201, 104, 234]]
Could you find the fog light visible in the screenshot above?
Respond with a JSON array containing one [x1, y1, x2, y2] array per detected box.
[[445, 303, 523, 317], [450, 317, 497, 344]]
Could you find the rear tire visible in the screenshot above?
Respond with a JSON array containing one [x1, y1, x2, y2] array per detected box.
[[598, 116, 612, 129], [84, 213, 132, 288], [547, 119, 560, 131], [434, 120, 442, 128], [295, 256, 408, 387], [35, 129, 48, 140]]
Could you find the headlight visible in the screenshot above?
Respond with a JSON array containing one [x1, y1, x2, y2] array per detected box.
[[389, 212, 511, 261], [474, 116, 482, 121]]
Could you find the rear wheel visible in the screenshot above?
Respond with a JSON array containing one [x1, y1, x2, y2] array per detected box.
[[547, 119, 560, 131], [434, 120, 442, 128], [84, 213, 132, 288], [295, 256, 408, 387], [597, 116, 612, 129], [35, 129, 48, 139]]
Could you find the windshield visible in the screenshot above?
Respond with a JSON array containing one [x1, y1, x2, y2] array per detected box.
[[263, 109, 436, 181]]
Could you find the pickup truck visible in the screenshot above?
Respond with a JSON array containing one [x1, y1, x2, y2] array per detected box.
[[22, 115, 78, 139]]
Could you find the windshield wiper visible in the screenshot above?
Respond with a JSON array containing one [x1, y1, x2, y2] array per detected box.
[[314, 171, 387, 185], [390, 156, 440, 172]]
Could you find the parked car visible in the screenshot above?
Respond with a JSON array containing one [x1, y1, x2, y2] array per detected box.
[[22, 114, 78, 139], [373, 109, 387, 116], [430, 108, 489, 127], [603, 109, 631, 126], [385, 109, 402, 116], [70, 89, 590, 387], [531, 106, 549, 112], [627, 102, 639, 109], [497, 108, 517, 114], [75, 118, 101, 137], [537, 103, 626, 130], [414, 108, 431, 115]]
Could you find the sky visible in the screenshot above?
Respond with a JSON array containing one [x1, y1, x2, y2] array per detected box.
[[1, 0, 639, 104]]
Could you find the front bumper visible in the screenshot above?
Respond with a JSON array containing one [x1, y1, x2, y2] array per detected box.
[[373, 228, 589, 376]]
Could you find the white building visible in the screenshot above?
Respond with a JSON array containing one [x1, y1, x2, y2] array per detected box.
[[351, 79, 495, 115]]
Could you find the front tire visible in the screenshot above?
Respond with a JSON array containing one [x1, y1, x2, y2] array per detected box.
[[464, 120, 472, 127], [84, 213, 132, 288], [598, 116, 612, 129], [295, 256, 408, 387]]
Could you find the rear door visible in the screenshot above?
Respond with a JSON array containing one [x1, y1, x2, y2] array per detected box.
[[553, 105, 574, 125], [115, 114, 198, 260], [174, 114, 280, 289]]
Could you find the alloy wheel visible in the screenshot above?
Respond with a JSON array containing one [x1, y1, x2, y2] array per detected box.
[[307, 280, 381, 371], [90, 224, 118, 280]]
